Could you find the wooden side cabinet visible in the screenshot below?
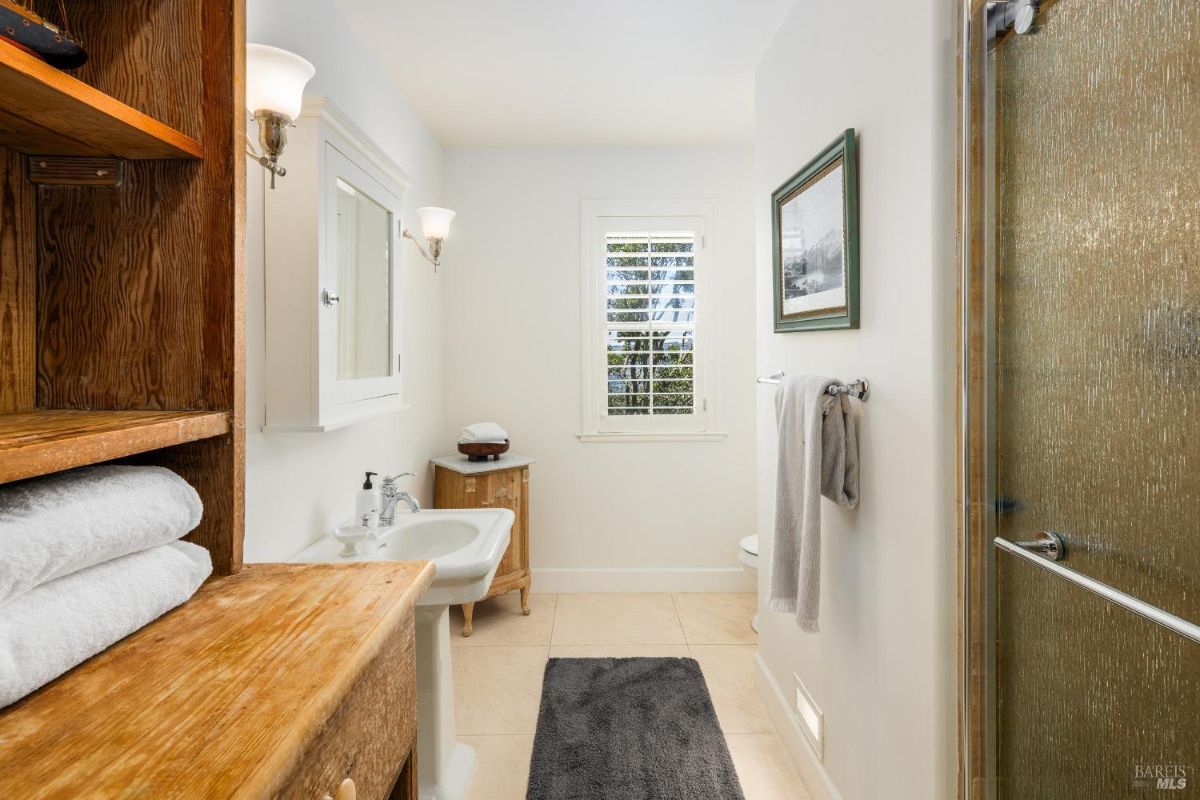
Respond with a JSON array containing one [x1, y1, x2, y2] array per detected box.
[[432, 455, 534, 636]]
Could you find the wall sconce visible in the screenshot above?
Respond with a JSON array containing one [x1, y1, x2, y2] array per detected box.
[[402, 207, 456, 271], [246, 44, 315, 189]]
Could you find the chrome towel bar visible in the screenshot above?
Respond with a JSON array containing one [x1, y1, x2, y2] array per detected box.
[[995, 536, 1200, 645], [756, 371, 870, 401]]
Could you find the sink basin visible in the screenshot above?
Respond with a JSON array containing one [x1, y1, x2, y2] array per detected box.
[[293, 508, 513, 606], [292, 507, 514, 799], [390, 519, 478, 559]]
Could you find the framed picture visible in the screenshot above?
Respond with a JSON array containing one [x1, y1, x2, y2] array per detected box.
[[772, 129, 859, 332]]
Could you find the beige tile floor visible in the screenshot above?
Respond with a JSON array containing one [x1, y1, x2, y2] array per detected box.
[[450, 593, 810, 800]]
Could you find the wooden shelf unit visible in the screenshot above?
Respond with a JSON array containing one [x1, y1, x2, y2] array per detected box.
[[0, 41, 203, 160], [0, 0, 245, 574], [0, 410, 230, 484]]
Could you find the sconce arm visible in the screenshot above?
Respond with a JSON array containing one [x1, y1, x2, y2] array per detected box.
[[402, 228, 441, 270], [244, 130, 262, 161]]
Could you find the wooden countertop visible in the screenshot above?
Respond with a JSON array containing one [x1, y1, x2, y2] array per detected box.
[[0, 561, 435, 798]]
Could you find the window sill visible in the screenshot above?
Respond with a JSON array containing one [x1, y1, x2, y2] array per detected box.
[[576, 431, 728, 443]]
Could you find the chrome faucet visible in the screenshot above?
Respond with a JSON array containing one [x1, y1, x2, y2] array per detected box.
[[379, 472, 420, 525]]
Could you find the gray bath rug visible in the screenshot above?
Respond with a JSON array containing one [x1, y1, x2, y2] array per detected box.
[[527, 657, 745, 800]]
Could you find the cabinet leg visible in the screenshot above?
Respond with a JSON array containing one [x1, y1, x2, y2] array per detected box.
[[520, 584, 531, 616], [461, 603, 475, 637]]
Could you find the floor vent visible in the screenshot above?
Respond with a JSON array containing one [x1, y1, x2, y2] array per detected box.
[[793, 673, 824, 761]]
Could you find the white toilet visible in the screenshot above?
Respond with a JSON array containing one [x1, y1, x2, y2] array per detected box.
[[738, 534, 760, 632]]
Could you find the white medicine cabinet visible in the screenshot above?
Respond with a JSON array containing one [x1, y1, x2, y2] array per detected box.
[[263, 97, 409, 431]]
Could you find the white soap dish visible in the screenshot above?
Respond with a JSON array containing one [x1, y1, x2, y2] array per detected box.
[[332, 524, 371, 557]]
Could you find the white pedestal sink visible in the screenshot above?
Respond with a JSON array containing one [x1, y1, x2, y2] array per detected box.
[[294, 508, 514, 800]]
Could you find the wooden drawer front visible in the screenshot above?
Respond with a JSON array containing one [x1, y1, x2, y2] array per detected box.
[[277, 614, 417, 800]]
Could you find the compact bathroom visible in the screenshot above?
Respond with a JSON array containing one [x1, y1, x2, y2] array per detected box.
[[0, 1, 1195, 799]]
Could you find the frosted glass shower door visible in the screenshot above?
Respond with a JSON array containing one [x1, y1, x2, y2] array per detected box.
[[989, 1, 1200, 797]]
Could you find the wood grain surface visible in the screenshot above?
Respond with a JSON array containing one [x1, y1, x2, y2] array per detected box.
[[0, 562, 435, 799], [0, 409, 229, 483], [0, 148, 34, 413], [36, 160, 207, 410], [199, 0, 247, 574], [0, 40, 202, 159], [64, 0, 204, 142], [27, 156, 124, 187], [278, 614, 417, 800], [0, 105, 113, 157], [22, 0, 247, 573]]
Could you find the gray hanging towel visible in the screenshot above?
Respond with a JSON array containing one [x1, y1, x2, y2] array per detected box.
[[768, 374, 860, 632]]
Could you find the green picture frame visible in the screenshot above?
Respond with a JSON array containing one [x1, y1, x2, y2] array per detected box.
[[772, 129, 860, 332]]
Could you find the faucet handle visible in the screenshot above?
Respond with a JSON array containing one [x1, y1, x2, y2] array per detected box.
[[382, 472, 417, 486]]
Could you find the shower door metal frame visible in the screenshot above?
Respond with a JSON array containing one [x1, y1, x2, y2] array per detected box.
[[956, 1, 997, 798]]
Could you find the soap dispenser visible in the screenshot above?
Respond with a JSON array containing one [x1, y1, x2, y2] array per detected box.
[[356, 472, 380, 530]]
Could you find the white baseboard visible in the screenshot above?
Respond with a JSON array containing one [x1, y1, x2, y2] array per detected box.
[[754, 651, 845, 800], [532, 567, 755, 593]]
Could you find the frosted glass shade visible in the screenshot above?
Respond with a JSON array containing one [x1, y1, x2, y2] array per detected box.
[[246, 44, 315, 120], [416, 207, 455, 241]]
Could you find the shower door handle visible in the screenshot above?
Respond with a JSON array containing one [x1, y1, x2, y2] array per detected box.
[[1012, 530, 1067, 562], [995, 536, 1200, 645]]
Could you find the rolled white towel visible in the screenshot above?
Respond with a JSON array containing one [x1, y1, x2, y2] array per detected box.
[[0, 465, 203, 606], [0, 540, 212, 708], [459, 422, 509, 444]]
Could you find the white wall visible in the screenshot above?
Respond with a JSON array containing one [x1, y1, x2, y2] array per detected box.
[[243, 0, 446, 561], [442, 149, 757, 591], [753, 2, 957, 799]]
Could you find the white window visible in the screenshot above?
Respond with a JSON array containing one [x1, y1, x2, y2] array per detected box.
[[580, 201, 721, 440]]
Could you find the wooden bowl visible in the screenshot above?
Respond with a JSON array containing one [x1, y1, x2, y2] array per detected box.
[[457, 440, 510, 462]]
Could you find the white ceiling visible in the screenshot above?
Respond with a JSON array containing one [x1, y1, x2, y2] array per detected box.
[[337, 0, 795, 148]]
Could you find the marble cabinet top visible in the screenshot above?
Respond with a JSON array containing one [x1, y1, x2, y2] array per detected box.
[[429, 454, 536, 475]]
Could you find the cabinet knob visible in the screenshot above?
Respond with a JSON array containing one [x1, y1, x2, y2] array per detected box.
[[334, 778, 357, 800]]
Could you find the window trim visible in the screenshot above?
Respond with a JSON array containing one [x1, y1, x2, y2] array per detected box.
[[579, 199, 724, 441]]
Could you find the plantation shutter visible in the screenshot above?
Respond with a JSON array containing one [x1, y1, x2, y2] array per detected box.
[[604, 230, 697, 418]]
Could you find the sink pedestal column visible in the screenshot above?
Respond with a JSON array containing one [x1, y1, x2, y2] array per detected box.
[[415, 605, 475, 800]]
